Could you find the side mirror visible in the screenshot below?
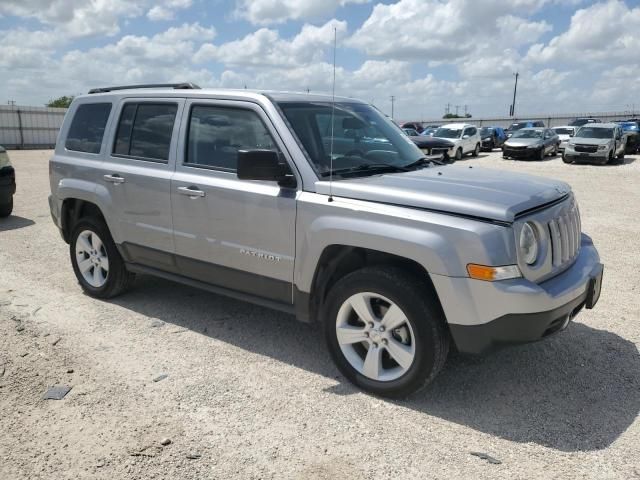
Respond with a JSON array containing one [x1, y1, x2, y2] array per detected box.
[[462, 134, 470, 139], [237, 150, 296, 188], [569, 133, 574, 137]]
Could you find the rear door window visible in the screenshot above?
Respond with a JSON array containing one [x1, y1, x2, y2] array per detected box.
[[113, 103, 178, 162], [65, 103, 112, 154]]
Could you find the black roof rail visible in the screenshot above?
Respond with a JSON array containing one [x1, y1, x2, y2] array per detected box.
[[88, 82, 201, 94]]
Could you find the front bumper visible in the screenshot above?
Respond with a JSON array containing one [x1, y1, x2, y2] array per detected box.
[[431, 234, 602, 354], [502, 146, 541, 159], [564, 150, 608, 164], [0, 166, 16, 202]]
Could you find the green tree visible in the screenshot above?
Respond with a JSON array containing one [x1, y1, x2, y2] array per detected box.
[[47, 96, 74, 108]]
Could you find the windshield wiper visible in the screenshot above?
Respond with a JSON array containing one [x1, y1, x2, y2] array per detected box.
[[404, 156, 444, 169], [319, 163, 410, 177]]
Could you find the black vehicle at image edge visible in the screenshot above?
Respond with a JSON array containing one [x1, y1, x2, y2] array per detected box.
[[0, 146, 16, 217]]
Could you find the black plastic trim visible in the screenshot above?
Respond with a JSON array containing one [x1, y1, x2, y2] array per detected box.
[[119, 242, 292, 305]]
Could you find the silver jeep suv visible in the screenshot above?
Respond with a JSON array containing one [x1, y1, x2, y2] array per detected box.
[[49, 84, 604, 397]]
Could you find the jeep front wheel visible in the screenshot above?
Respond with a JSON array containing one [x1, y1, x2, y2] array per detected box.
[[323, 266, 449, 398], [454, 148, 463, 161]]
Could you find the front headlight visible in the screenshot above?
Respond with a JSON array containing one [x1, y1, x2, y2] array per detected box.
[[598, 145, 607, 151], [519, 222, 539, 265], [527, 143, 541, 149]]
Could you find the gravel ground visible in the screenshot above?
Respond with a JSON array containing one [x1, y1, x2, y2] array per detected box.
[[1, 149, 639, 480]]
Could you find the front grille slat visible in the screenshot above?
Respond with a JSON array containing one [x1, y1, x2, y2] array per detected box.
[[575, 144, 598, 153], [546, 200, 581, 271]]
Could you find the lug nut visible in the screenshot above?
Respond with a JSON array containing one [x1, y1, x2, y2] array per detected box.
[[379, 326, 385, 332], [368, 322, 374, 329], [381, 339, 388, 346]]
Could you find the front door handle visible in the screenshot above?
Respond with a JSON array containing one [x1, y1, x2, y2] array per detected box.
[[177, 186, 206, 198], [104, 174, 125, 184]]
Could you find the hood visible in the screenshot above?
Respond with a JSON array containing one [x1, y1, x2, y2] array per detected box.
[[570, 138, 611, 146], [504, 137, 543, 147], [432, 136, 461, 145], [409, 136, 454, 148], [315, 165, 570, 223]]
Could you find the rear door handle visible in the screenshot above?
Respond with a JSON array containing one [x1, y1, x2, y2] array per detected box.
[[177, 186, 206, 198], [104, 174, 125, 184]]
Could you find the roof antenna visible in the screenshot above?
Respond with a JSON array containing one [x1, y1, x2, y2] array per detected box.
[[328, 26, 337, 203]]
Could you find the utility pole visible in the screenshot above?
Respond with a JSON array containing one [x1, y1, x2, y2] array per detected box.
[[455, 105, 460, 116], [445, 103, 451, 115], [390, 96, 395, 120], [464, 105, 468, 116], [510, 72, 519, 117]]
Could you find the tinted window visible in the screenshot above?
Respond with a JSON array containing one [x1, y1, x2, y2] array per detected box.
[[65, 103, 112, 154], [186, 106, 278, 171], [113, 103, 177, 161]]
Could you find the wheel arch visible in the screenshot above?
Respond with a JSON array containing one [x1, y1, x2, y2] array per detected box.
[[299, 245, 443, 324]]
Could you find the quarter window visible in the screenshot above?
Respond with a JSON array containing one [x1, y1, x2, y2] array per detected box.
[[65, 103, 112, 154], [113, 103, 177, 162], [185, 105, 278, 171]]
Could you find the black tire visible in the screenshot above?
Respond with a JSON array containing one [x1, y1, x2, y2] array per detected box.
[[538, 147, 545, 161], [562, 154, 573, 164], [454, 148, 463, 161], [70, 216, 134, 299], [551, 145, 558, 157], [0, 197, 13, 218], [606, 150, 615, 165], [323, 266, 449, 398], [471, 144, 480, 157], [617, 150, 625, 160]]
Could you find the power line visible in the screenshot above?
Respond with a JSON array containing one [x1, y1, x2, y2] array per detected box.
[[390, 95, 396, 120]]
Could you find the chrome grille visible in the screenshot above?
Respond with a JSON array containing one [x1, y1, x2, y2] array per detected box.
[[575, 144, 598, 153], [547, 203, 581, 268]]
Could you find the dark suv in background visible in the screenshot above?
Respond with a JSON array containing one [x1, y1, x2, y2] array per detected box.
[[0, 146, 15, 217]]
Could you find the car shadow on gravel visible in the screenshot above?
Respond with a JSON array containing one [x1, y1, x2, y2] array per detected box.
[[0, 215, 35, 232], [112, 275, 639, 453]]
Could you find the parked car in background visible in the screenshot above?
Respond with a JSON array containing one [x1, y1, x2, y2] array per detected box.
[[432, 123, 481, 160], [502, 128, 559, 160], [552, 126, 577, 152], [479, 126, 506, 151], [421, 127, 438, 137], [48, 84, 604, 397], [400, 122, 424, 134], [569, 118, 601, 127], [617, 121, 639, 153], [0, 146, 16, 217], [402, 127, 420, 137], [404, 131, 455, 162], [563, 123, 625, 165], [505, 120, 546, 138]]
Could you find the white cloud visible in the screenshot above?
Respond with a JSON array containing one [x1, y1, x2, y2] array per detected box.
[[234, 0, 369, 25], [147, 0, 193, 21], [347, 0, 555, 62], [195, 19, 347, 67], [0, 0, 144, 37], [526, 0, 640, 65]]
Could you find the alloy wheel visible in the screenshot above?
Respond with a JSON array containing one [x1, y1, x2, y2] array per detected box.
[[335, 292, 416, 382], [75, 230, 109, 288]]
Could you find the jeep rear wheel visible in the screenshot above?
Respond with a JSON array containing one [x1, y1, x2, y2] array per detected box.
[[323, 266, 449, 398], [70, 217, 134, 298]]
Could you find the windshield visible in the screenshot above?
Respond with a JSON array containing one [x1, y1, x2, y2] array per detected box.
[[508, 123, 527, 131], [479, 127, 493, 136], [434, 127, 462, 139], [512, 129, 543, 139], [575, 127, 614, 139], [554, 128, 574, 135], [569, 119, 597, 127], [402, 128, 418, 137], [277, 101, 424, 176]]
